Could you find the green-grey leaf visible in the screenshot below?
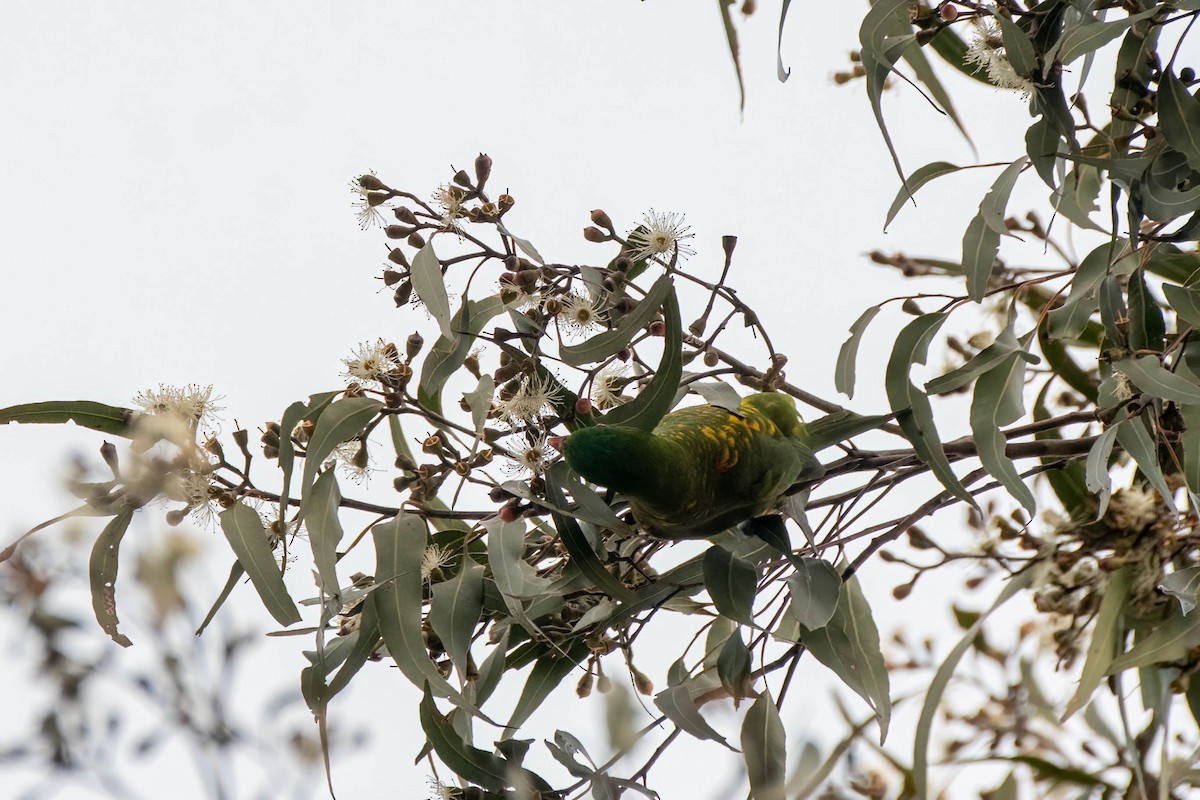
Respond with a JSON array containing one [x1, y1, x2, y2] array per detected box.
[[885, 313, 976, 508], [717, 628, 753, 704], [0, 400, 133, 437], [741, 692, 786, 800], [410, 242, 454, 340], [600, 282, 683, 431], [1115, 415, 1177, 513], [418, 295, 505, 415], [1182, 404, 1200, 498], [703, 545, 758, 626], [1160, 566, 1200, 616], [653, 684, 734, 748], [277, 391, 339, 524], [1108, 604, 1200, 672], [926, 336, 1038, 396], [506, 643, 588, 737], [884, 161, 962, 230], [786, 559, 841, 630], [717, 0, 745, 113], [429, 555, 484, 679], [219, 501, 302, 626], [690, 381, 742, 413], [970, 350, 1037, 513], [1085, 422, 1121, 519], [195, 560, 245, 636], [1055, 9, 1159, 67], [1159, 70, 1200, 174], [997, 16, 1036, 78], [420, 687, 546, 792], [964, 156, 1028, 301], [1127, 268, 1166, 352], [1114, 355, 1200, 405], [912, 570, 1033, 798], [300, 396, 382, 491], [801, 574, 890, 741], [858, 0, 918, 187], [88, 506, 135, 647], [544, 464, 636, 600], [1050, 165, 1106, 232], [304, 470, 344, 599], [1164, 283, 1200, 329], [1063, 566, 1132, 720], [835, 305, 881, 399], [371, 514, 457, 697]]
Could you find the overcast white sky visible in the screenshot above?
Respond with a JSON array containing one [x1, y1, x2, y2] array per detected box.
[[0, 3, 1078, 798]]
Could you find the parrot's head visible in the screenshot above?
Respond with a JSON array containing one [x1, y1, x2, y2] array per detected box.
[[741, 392, 803, 438]]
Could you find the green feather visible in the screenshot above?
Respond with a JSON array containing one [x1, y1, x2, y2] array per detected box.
[[561, 392, 822, 538]]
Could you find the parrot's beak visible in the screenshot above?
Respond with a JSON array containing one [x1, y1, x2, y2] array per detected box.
[[546, 435, 565, 452]]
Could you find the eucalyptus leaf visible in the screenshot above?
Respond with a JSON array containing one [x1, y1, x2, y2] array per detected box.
[[1054, 9, 1157, 66], [858, 0, 919, 186], [885, 313, 976, 508], [884, 161, 962, 230], [717, 628, 754, 706], [371, 515, 457, 697], [1164, 282, 1200, 329], [299, 396, 382, 491], [560, 274, 671, 367], [801, 574, 890, 741], [219, 501, 302, 627], [600, 282, 683, 431], [653, 684, 735, 749], [304, 470, 344, 600], [505, 642, 589, 737], [786, 559, 841, 630], [88, 506, 135, 647], [1115, 415, 1177, 513], [1114, 355, 1200, 405], [741, 692, 786, 800], [0, 400, 132, 437], [410, 242, 454, 340], [970, 349, 1037, 514], [1063, 566, 1132, 720], [834, 305, 881, 399], [1160, 566, 1200, 616], [429, 555, 485, 679], [1085, 422, 1121, 520], [1108, 604, 1200, 672], [703, 545, 758, 626]]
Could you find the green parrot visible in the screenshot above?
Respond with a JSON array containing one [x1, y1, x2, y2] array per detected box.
[[561, 392, 825, 539]]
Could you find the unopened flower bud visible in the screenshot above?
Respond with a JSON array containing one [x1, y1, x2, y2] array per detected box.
[[575, 397, 593, 415], [464, 352, 481, 379], [100, 441, 120, 475], [499, 502, 519, 523], [892, 582, 913, 600], [488, 485, 511, 503], [166, 508, 189, 526], [385, 225, 410, 239], [614, 256, 631, 273], [590, 209, 613, 230], [648, 320, 667, 337], [358, 174, 385, 191], [474, 153, 492, 186], [1183, 67, 1196, 83], [631, 666, 654, 696], [901, 298, 922, 315], [940, 3, 958, 21], [406, 231, 425, 249], [394, 281, 413, 307], [406, 332, 424, 360], [503, 254, 521, 272], [576, 669, 594, 698], [616, 349, 631, 362], [583, 226, 608, 243], [703, 349, 719, 368]]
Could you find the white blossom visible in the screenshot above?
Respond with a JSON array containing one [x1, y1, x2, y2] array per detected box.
[[556, 291, 608, 337], [342, 339, 399, 385], [497, 373, 560, 423], [592, 364, 630, 409], [503, 434, 553, 476], [134, 384, 223, 430], [964, 18, 1035, 96], [626, 209, 695, 264], [350, 172, 389, 230]]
